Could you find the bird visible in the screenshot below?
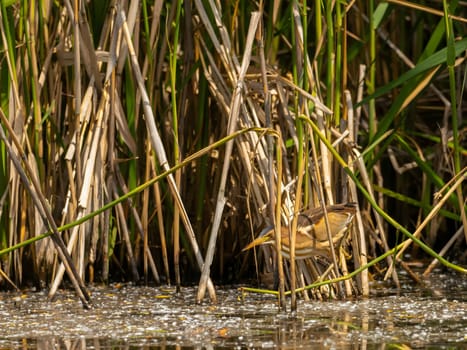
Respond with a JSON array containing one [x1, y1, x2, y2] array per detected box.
[[243, 203, 357, 259]]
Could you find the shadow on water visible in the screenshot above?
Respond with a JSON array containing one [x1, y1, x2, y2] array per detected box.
[[0, 270, 466, 349]]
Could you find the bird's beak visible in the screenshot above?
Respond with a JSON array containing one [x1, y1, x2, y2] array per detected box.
[[242, 226, 274, 251]]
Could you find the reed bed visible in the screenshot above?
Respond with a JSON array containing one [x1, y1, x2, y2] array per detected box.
[[0, 1, 465, 307]]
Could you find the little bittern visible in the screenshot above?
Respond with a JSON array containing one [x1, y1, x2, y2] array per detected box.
[[243, 203, 357, 259]]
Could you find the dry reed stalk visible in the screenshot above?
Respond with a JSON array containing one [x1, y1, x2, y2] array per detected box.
[[352, 149, 399, 286], [48, 81, 110, 300], [119, 6, 218, 301], [344, 90, 369, 296], [392, 168, 466, 267], [149, 153, 171, 284], [197, 11, 262, 303], [423, 226, 465, 276]]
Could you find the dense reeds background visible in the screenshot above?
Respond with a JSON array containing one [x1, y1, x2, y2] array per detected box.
[[0, 0, 465, 303]]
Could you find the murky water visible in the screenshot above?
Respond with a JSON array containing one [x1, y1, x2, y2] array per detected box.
[[0, 270, 466, 349]]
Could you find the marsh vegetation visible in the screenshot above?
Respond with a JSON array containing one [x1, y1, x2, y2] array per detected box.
[[0, 1, 465, 307]]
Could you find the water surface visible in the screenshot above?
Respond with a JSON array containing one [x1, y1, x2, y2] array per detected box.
[[0, 270, 465, 349]]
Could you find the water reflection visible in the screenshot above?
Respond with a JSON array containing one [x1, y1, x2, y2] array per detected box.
[[0, 271, 465, 349]]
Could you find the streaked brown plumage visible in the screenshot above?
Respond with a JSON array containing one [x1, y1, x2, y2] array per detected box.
[[243, 203, 357, 259]]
